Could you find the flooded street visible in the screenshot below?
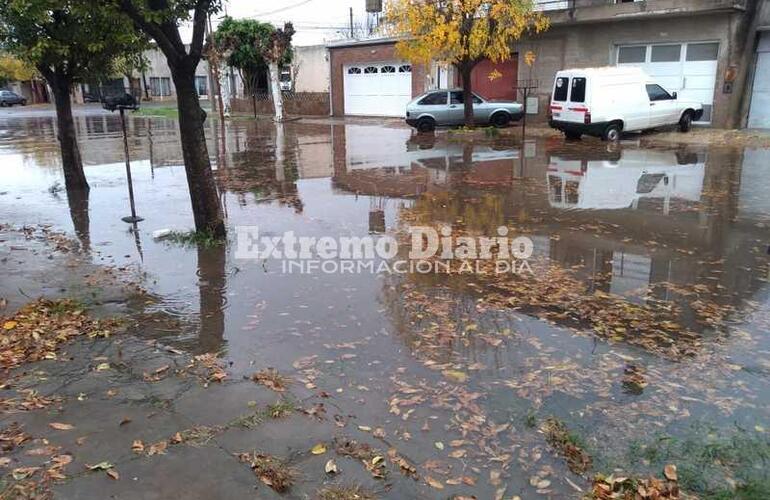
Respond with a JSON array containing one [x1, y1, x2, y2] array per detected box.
[[2, 109, 770, 498]]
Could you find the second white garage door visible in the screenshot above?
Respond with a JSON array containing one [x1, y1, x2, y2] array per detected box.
[[617, 42, 719, 123], [344, 63, 412, 117]]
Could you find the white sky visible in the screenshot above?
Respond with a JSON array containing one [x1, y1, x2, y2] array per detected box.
[[213, 0, 374, 46]]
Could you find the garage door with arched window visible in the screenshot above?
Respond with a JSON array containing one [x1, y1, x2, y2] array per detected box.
[[343, 63, 413, 117]]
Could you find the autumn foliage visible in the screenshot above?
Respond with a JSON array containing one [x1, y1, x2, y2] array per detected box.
[[385, 0, 549, 126]]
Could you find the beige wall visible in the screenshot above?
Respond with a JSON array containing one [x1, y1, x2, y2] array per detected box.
[[293, 45, 330, 93]]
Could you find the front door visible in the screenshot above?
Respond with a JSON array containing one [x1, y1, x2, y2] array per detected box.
[[448, 91, 484, 125]]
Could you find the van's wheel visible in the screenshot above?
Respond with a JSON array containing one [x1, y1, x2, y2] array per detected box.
[[491, 112, 510, 128], [602, 123, 622, 142], [417, 117, 436, 133], [679, 111, 693, 133], [564, 131, 582, 140], [21, 99, 27, 106]]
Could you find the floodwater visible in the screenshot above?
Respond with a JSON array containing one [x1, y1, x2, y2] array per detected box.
[[2, 110, 770, 498]]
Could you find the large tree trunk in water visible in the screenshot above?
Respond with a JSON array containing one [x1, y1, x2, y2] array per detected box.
[[459, 64, 475, 128], [49, 74, 88, 191], [172, 69, 226, 238], [269, 61, 284, 122]]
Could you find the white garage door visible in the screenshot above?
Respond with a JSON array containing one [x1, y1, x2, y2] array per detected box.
[[748, 33, 770, 129], [617, 42, 719, 123], [344, 63, 412, 117]]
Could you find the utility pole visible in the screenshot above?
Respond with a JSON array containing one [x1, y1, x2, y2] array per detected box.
[[349, 7, 354, 39], [207, 13, 226, 122]]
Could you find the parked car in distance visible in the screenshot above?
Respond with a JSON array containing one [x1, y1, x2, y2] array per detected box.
[[406, 89, 523, 132], [0, 90, 27, 107], [548, 67, 703, 141], [83, 93, 102, 103]]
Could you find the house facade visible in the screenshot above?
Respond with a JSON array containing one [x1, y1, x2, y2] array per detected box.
[[324, 0, 768, 128], [327, 37, 518, 117], [523, 0, 770, 128]]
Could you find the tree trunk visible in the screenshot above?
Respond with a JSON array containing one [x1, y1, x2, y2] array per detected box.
[[459, 64, 475, 128], [49, 72, 88, 191], [171, 69, 226, 238], [269, 61, 284, 122]]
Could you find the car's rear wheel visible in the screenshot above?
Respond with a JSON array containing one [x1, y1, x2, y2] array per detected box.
[[20, 99, 27, 106], [0, 101, 7, 108], [564, 131, 582, 140], [491, 112, 511, 128], [602, 123, 622, 142], [417, 117, 436, 133], [679, 111, 693, 133]]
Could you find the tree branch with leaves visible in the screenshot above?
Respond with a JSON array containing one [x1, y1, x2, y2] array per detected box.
[[385, 0, 549, 127]]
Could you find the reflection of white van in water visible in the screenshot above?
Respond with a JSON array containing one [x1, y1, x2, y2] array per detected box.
[[548, 67, 703, 141], [547, 149, 705, 212]]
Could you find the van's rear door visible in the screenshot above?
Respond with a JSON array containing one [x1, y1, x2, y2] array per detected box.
[[550, 75, 570, 121], [563, 76, 588, 123], [551, 75, 588, 123]]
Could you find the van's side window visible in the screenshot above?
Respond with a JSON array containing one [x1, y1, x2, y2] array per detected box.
[[570, 78, 587, 103], [553, 77, 569, 102], [645, 84, 673, 101]]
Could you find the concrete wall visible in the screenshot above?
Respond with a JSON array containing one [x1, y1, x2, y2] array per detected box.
[[328, 41, 429, 116], [518, 12, 737, 127], [293, 45, 330, 93], [138, 47, 211, 101]]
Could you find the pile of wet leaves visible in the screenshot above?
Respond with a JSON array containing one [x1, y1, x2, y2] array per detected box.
[[541, 418, 592, 475], [589, 465, 681, 499], [0, 299, 116, 372]]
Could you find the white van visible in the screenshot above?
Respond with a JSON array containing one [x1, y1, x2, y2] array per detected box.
[[548, 67, 703, 141]]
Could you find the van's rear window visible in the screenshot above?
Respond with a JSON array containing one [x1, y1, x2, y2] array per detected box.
[[570, 77, 586, 103], [553, 77, 569, 102]]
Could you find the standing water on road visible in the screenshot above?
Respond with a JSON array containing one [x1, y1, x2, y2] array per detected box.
[[1, 111, 770, 498]]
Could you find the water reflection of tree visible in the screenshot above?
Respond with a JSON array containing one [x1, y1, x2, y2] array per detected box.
[[65, 187, 90, 252], [197, 244, 227, 353], [215, 125, 304, 213]]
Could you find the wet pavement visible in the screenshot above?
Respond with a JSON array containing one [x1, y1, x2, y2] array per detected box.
[[1, 108, 770, 499]]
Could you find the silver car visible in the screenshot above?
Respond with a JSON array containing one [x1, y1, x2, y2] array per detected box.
[[406, 89, 523, 132], [0, 90, 27, 107]]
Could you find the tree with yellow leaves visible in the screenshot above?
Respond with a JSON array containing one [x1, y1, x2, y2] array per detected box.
[[385, 0, 549, 127]]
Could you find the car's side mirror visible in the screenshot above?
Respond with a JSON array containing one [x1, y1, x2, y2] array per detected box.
[[672, 92, 678, 99]]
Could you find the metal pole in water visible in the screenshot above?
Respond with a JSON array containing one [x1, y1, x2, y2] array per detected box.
[[120, 108, 143, 223]]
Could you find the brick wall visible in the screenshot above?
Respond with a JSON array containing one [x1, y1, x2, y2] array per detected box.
[[231, 92, 330, 116], [329, 41, 428, 116]]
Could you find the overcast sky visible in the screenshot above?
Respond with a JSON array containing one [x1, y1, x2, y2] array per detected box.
[[210, 0, 375, 46]]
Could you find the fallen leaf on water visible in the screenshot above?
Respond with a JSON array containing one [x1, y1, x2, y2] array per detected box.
[[3, 320, 18, 330], [425, 476, 444, 490], [95, 363, 110, 371], [357, 425, 372, 432], [441, 370, 468, 383], [106, 468, 119, 480], [12, 467, 40, 480], [434, 441, 444, 450], [119, 417, 132, 426], [324, 459, 338, 474], [49, 422, 74, 431], [0, 457, 10, 467], [131, 440, 144, 453], [147, 441, 167, 456], [310, 443, 327, 455], [86, 461, 114, 471], [664, 464, 677, 481]]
